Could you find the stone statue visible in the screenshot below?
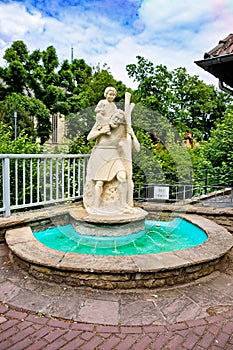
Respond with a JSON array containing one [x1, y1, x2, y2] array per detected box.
[[83, 87, 141, 218]]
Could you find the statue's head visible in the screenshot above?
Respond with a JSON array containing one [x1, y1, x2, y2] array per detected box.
[[104, 86, 117, 98], [110, 109, 125, 128]]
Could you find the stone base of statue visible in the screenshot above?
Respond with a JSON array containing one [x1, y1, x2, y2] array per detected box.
[[69, 206, 148, 237]]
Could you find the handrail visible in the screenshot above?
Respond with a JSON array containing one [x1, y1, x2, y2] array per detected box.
[[1, 154, 233, 217], [0, 154, 89, 159], [0, 154, 90, 217]]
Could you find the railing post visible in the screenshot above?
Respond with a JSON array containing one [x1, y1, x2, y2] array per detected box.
[[204, 169, 208, 195], [3, 157, 11, 217], [169, 173, 173, 200]]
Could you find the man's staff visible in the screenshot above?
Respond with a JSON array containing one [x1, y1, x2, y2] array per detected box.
[[122, 92, 140, 206]]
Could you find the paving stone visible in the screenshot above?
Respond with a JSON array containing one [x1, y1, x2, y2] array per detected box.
[[25, 314, 49, 325], [166, 334, 184, 349], [25, 339, 48, 350], [0, 316, 7, 324], [0, 303, 8, 313], [97, 335, 121, 350], [9, 289, 53, 313], [120, 299, 165, 326], [5, 309, 27, 320], [114, 334, 138, 350], [47, 318, 71, 329], [60, 337, 85, 350], [199, 332, 217, 348], [0, 232, 233, 350], [0, 318, 20, 331], [45, 294, 82, 320], [120, 326, 142, 334], [132, 336, 152, 350], [42, 337, 67, 350], [150, 334, 170, 349], [79, 335, 103, 350], [78, 299, 119, 325], [95, 324, 119, 333], [182, 333, 200, 349], [70, 322, 95, 331], [44, 328, 68, 343], [0, 281, 21, 302], [213, 332, 230, 349]]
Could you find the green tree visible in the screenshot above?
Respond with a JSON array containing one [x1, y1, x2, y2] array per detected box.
[[193, 107, 233, 170], [0, 122, 43, 208], [0, 93, 51, 143], [126, 56, 231, 139], [0, 121, 42, 154], [1, 41, 29, 94]]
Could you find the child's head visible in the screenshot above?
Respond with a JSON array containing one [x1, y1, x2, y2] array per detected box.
[[104, 87, 117, 99]]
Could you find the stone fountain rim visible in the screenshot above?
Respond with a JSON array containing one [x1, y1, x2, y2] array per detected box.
[[5, 212, 233, 274]]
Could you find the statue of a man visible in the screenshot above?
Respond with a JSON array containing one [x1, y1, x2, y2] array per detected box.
[[83, 87, 140, 216]]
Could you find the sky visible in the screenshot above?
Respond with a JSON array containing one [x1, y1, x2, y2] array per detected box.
[[0, 0, 233, 88]]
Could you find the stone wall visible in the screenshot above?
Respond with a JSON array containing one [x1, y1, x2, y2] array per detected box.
[[139, 202, 233, 235], [1, 202, 233, 243], [2, 202, 233, 289]]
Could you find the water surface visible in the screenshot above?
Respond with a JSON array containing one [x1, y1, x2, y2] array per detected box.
[[33, 218, 207, 256]]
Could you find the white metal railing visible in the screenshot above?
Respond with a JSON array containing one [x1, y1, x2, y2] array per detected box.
[[1, 155, 232, 217], [0, 154, 89, 217]]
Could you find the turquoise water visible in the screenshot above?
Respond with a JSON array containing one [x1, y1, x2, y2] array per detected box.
[[33, 218, 207, 256]]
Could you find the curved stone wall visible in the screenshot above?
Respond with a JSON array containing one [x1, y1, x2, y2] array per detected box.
[[5, 209, 233, 289]]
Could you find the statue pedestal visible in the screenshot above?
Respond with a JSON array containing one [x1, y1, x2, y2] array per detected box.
[[69, 207, 148, 237]]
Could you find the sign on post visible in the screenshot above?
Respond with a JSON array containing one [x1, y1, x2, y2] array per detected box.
[[153, 186, 169, 200]]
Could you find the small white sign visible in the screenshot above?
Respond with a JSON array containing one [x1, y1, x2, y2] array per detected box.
[[153, 186, 169, 199]]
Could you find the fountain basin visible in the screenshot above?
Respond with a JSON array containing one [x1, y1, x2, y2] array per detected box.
[[32, 217, 207, 254], [5, 212, 233, 289]]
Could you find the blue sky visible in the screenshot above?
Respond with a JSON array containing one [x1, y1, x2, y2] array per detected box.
[[0, 0, 233, 87]]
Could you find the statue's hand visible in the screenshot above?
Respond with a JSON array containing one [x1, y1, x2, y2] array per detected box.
[[126, 125, 134, 138], [100, 125, 111, 135]]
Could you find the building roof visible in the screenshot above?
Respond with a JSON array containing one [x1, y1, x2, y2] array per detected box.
[[195, 34, 233, 91]]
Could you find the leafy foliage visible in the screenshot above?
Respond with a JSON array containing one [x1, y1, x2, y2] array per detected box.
[[0, 122, 43, 208], [0, 122, 42, 154], [126, 56, 231, 139], [1, 41, 233, 191]]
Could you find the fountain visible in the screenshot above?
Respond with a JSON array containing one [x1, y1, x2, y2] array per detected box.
[[5, 88, 233, 289]]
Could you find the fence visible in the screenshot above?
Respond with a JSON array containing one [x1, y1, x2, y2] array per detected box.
[[133, 168, 233, 204], [1, 154, 233, 217], [0, 154, 89, 217]]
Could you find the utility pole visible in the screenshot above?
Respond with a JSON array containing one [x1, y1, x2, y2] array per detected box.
[[71, 45, 74, 63], [14, 111, 17, 139]]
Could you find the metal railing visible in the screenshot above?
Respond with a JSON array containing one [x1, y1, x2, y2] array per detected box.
[[133, 167, 233, 202], [1, 154, 233, 217], [134, 182, 233, 204], [0, 154, 89, 217]]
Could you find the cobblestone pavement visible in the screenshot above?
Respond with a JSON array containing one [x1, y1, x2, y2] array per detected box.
[[1, 243, 233, 349]]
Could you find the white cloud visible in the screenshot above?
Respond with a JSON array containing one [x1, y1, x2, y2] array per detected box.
[[139, 0, 212, 32], [0, 0, 232, 88], [0, 3, 44, 45]]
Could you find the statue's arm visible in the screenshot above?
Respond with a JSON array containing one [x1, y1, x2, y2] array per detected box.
[[87, 123, 111, 141], [126, 125, 140, 152], [94, 100, 104, 114]]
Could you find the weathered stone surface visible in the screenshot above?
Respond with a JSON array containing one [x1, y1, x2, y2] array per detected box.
[[69, 208, 147, 236], [78, 299, 119, 325], [70, 207, 148, 226], [5, 226, 35, 245], [132, 253, 191, 272], [2, 203, 233, 289]]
